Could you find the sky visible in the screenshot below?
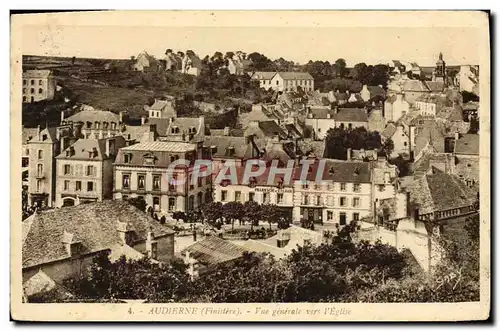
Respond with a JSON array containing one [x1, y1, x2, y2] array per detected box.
[[22, 25, 480, 67]]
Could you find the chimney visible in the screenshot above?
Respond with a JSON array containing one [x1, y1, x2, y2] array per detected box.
[[37, 125, 41, 139], [119, 111, 123, 123], [60, 110, 65, 124], [146, 227, 158, 260], [347, 148, 352, 161], [60, 136, 66, 152], [396, 93, 403, 101], [62, 231, 81, 257], [141, 116, 146, 125], [454, 131, 460, 141], [223, 126, 230, 136], [105, 138, 112, 156], [117, 221, 134, 246]]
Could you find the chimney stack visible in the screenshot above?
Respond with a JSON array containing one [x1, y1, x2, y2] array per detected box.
[[454, 131, 460, 141], [60, 110, 65, 124], [146, 227, 158, 260], [119, 111, 123, 123], [223, 126, 230, 136], [117, 221, 134, 246], [347, 148, 352, 161], [37, 125, 41, 139], [141, 116, 146, 125]]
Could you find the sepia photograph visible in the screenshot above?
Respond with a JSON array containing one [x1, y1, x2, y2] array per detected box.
[[10, 10, 490, 321]]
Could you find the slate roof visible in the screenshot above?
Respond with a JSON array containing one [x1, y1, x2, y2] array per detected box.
[[24, 69, 53, 78], [436, 106, 463, 122], [22, 127, 39, 145], [293, 159, 372, 183], [403, 80, 430, 92], [23, 270, 73, 301], [181, 236, 247, 266], [22, 200, 174, 269], [409, 170, 477, 214], [258, 120, 288, 139], [147, 99, 177, 118], [308, 108, 335, 119], [142, 118, 170, 137], [425, 81, 445, 93], [238, 239, 288, 259], [381, 123, 397, 139], [123, 125, 151, 142], [66, 109, 120, 124], [454, 134, 479, 155], [251, 72, 277, 80], [204, 136, 258, 160], [27, 127, 57, 143], [120, 141, 196, 153], [56, 136, 125, 161], [367, 85, 386, 99], [277, 72, 314, 80], [333, 108, 368, 123]]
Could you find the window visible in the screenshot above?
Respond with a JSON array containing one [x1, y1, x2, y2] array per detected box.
[[122, 174, 130, 189], [340, 197, 347, 207], [36, 179, 42, 192], [75, 181, 81, 191], [38, 150, 43, 159], [197, 177, 202, 188], [328, 196, 334, 206], [221, 190, 228, 202], [316, 195, 322, 206], [339, 212, 347, 225], [302, 182, 309, 189], [340, 183, 346, 191], [38, 88, 43, 94], [30, 88, 35, 93], [153, 175, 161, 190], [23, 79, 26, 85], [36, 164, 43, 176], [22, 88, 26, 94], [327, 211, 333, 221], [314, 183, 321, 190], [64, 164, 71, 175], [353, 184, 361, 192], [23, 96, 26, 102], [235, 191, 241, 202], [353, 213, 360, 221], [86, 165, 95, 176], [39, 80, 42, 85], [353, 197, 360, 207], [168, 197, 176, 211], [111, 122, 117, 130], [378, 185, 386, 192], [87, 181, 94, 192], [138, 175, 145, 190], [248, 192, 255, 202], [404, 142, 408, 147], [124, 154, 131, 163], [303, 194, 309, 205], [263, 193, 269, 204], [189, 175, 194, 190], [64, 180, 70, 191], [277, 193, 284, 204], [30, 80, 34, 85]]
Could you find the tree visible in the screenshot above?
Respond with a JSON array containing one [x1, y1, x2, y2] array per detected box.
[[222, 201, 244, 233], [461, 91, 479, 103], [324, 126, 382, 160], [72, 252, 190, 302], [172, 211, 186, 223], [201, 201, 223, 226], [381, 138, 395, 157], [261, 204, 280, 230], [243, 201, 262, 232], [389, 156, 410, 177], [71, 56, 76, 65], [333, 58, 347, 78]]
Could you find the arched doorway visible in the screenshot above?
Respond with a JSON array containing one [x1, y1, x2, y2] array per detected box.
[[62, 198, 75, 207]]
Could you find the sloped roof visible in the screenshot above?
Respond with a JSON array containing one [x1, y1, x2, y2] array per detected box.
[[56, 136, 125, 161], [308, 108, 335, 119], [238, 239, 288, 259], [403, 80, 429, 92], [258, 120, 288, 138], [23, 270, 73, 301], [27, 127, 57, 143], [181, 236, 247, 266], [22, 200, 174, 269], [22, 127, 39, 145], [382, 123, 397, 139], [425, 81, 445, 93], [148, 99, 176, 118], [120, 141, 196, 153], [66, 109, 120, 124], [277, 72, 314, 80], [333, 108, 368, 123], [436, 105, 463, 122], [455, 134, 479, 155], [367, 85, 386, 99], [293, 159, 372, 183], [123, 125, 151, 142], [250, 72, 276, 80], [204, 136, 257, 159], [108, 244, 146, 262]]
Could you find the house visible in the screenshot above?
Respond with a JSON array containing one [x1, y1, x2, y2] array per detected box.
[[305, 108, 336, 140], [333, 108, 369, 129], [292, 160, 373, 226], [371, 158, 400, 203], [23, 270, 74, 303], [144, 98, 177, 120], [22, 70, 56, 103], [133, 51, 159, 72], [22, 200, 175, 284], [22, 127, 39, 169], [204, 135, 261, 175], [226, 51, 252, 75], [414, 94, 451, 117], [453, 133, 480, 190], [436, 104, 469, 134], [250, 71, 314, 92], [381, 122, 410, 157], [350, 149, 379, 161], [458, 65, 480, 94], [243, 120, 289, 151], [63, 106, 123, 139], [181, 236, 247, 278], [412, 119, 446, 161], [384, 93, 410, 122], [181, 51, 203, 76], [238, 104, 282, 129], [113, 141, 211, 215], [401, 80, 431, 104], [54, 136, 126, 207], [360, 85, 386, 102], [164, 49, 182, 72], [367, 108, 386, 133]]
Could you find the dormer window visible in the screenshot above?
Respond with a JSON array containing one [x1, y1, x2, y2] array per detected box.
[[110, 122, 117, 130], [227, 146, 235, 156], [86, 121, 92, 129], [124, 153, 132, 163], [143, 153, 156, 165], [249, 177, 257, 188], [95, 121, 100, 129], [103, 122, 109, 129]]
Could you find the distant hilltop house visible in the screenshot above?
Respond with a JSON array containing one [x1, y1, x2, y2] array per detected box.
[[132, 51, 161, 72], [181, 50, 203, 76], [226, 51, 252, 75], [250, 71, 314, 92], [22, 69, 56, 103]]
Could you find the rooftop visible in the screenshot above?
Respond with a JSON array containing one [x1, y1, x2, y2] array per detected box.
[[181, 236, 247, 266], [454, 134, 479, 156], [120, 141, 196, 153], [333, 108, 369, 123]]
